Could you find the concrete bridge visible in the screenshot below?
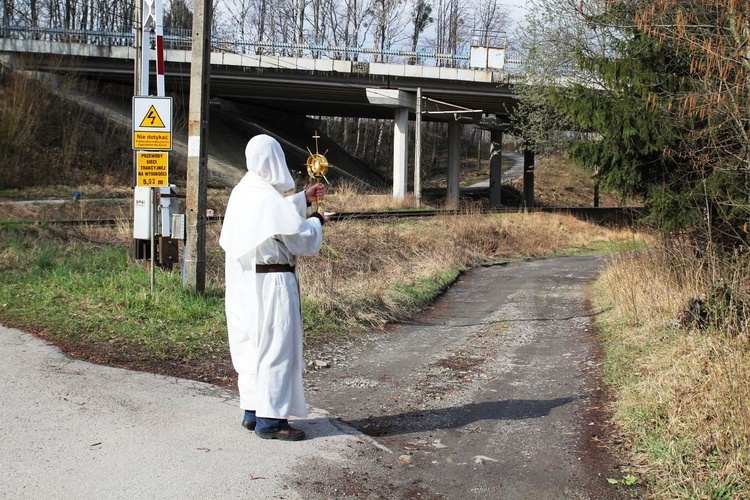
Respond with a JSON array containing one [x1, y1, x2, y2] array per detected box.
[[0, 27, 530, 206]]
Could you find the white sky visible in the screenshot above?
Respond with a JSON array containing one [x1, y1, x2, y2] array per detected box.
[[502, 1, 530, 29]]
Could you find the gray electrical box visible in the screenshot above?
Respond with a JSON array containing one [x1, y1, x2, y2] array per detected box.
[[171, 214, 186, 240], [159, 185, 179, 237]]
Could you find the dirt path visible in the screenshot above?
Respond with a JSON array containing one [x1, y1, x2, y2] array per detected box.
[[299, 255, 625, 499]]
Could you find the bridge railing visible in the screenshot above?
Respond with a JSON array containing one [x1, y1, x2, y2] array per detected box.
[[0, 25, 522, 72], [0, 25, 135, 46]]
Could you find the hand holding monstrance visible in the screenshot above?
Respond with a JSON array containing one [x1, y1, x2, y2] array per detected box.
[[306, 131, 329, 213]]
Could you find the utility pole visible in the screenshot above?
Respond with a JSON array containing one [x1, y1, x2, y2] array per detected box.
[[414, 87, 422, 207], [133, 0, 142, 189], [183, 0, 211, 292]]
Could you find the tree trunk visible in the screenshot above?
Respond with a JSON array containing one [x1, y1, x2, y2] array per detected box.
[[375, 120, 385, 169], [297, 0, 305, 56]]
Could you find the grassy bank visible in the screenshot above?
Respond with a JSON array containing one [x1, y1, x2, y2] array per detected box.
[[0, 210, 640, 385], [592, 246, 750, 498]]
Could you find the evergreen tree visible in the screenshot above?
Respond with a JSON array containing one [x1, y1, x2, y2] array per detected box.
[[521, 0, 749, 246]]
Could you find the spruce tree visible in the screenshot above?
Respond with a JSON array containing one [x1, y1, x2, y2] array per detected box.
[[529, 0, 750, 247]]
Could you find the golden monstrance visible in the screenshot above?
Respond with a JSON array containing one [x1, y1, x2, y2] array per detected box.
[[306, 131, 329, 212]]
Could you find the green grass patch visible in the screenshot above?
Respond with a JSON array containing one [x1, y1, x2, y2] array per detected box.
[[301, 297, 347, 343], [388, 269, 462, 311], [0, 225, 463, 361], [0, 228, 226, 360]]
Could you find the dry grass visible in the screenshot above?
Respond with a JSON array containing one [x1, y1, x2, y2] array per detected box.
[[508, 154, 631, 208], [593, 245, 750, 498], [316, 179, 427, 212], [2, 176, 639, 337], [209, 208, 639, 335]]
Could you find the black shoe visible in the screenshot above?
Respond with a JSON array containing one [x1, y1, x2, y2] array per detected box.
[[255, 426, 306, 441], [241, 419, 256, 431]]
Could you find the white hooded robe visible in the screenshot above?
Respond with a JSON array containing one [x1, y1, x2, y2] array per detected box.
[[219, 135, 323, 419]]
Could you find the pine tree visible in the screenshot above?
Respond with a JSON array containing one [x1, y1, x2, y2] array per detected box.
[[526, 0, 750, 246]]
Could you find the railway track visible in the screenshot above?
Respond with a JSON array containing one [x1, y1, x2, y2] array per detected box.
[[19, 206, 644, 227]]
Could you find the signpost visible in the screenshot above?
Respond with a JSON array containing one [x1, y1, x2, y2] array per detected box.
[[132, 94, 173, 293]]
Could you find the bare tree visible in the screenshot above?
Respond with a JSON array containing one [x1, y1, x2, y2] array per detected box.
[[2, 0, 16, 26], [165, 0, 194, 30], [305, 0, 339, 55], [431, 0, 469, 65], [268, 0, 302, 51], [296, 0, 305, 52], [471, 0, 509, 46], [339, 0, 374, 59], [371, 0, 407, 61], [220, 0, 254, 42]]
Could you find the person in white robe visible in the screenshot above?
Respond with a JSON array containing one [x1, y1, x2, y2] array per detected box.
[[219, 134, 326, 441]]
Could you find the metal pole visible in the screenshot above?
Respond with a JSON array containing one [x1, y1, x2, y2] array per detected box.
[[140, 0, 152, 95], [489, 129, 503, 208], [133, 1, 142, 103], [154, 0, 165, 96], [447, 121, 461, 209], [150, 188, 156, 293], [414, 87, 422, 207], [523, 148, 535, 208], [133, 0, 142, 189], [183, 0, 210, 292]]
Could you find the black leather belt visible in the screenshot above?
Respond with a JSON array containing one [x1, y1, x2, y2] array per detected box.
[[256, 264, 296, 273]]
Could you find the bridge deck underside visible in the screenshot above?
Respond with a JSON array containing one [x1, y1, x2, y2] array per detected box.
[[8, 50, 517, 121]]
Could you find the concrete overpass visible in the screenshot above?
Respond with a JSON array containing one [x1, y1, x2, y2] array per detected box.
[[0, 30, 528, 206]]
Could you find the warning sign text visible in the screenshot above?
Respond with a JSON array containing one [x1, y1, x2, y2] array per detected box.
[[137, 152, 169, 187], [134, 131, 172, 150]]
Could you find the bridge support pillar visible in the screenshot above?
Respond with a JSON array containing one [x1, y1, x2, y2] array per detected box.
[[489, 130, 503, 207], [523, 148, 535, 207], [393, 107, 409, 202], [447, 121, 462, 209], [365, 89, 415, 203]]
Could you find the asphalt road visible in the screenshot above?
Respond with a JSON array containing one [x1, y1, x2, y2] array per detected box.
[[1, 255, 624, 499], [0, 326, 365, 499], [301, 255, 624, 499]]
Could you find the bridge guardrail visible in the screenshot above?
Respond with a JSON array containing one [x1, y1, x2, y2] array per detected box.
[[0, 25, 522, 72]]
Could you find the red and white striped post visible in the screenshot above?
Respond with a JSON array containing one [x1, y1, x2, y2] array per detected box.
[[140, 0, 164, 96]]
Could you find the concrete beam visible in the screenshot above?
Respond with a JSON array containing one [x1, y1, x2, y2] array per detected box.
[[365, 89, 413, 201], [489, 130, 503, 207], [523, 149, 535, 207], [366, 88, 417, 109], [366, 89, 482, 122], [447, 121, 462, 209], [393, 107, 409, 201]]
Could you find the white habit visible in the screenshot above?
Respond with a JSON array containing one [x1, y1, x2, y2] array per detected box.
[[219, 135, 323, 419]]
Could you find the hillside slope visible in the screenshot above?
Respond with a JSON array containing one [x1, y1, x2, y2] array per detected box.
[[63, 84, 384, 189]]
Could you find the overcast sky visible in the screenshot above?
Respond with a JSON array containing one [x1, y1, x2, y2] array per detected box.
[[503, 1, 530, 28]]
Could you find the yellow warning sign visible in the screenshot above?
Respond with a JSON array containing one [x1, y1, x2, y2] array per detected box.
[[132, 96, 173, 150], [139, 105, 166, 128], [137, 152, 169, 187], [134, 131, 172, 150]]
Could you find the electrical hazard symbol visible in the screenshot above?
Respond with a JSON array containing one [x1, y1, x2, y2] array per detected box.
[[139, 106, 166, 128], [132, 96, 173, 151]]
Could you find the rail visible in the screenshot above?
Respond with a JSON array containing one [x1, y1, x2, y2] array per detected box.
[[22, 206, 644, 228]]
